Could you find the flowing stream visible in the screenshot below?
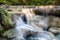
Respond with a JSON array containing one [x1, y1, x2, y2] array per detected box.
[[14, 12, 55, 40], [0, 6, 60, 40]]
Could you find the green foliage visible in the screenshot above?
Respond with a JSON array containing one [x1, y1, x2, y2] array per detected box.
[[0, 0, 60, 6], [0, 8, 14, 30]]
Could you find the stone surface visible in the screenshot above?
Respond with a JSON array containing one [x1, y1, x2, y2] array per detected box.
[[49, 27, 60, 35], [49, 16, 60, 27], [49, 27, 58, 34], [28, 15, 49, 30]]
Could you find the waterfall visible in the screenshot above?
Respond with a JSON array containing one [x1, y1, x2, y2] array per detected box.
[[0, 6, 59, 40], [14, 14, 43, 40], [12, 8, 56, 40], [14, 14, 55, 40], [44, 8, 49, 30]]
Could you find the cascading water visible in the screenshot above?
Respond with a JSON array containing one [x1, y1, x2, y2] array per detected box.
[[44, 7, 49, 30], [13, 13, 55, 40], [0, 6, 59, 40], [23, 8, 55, 40], [14, 14, 43, 40]]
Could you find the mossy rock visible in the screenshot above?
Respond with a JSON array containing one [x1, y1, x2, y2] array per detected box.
[[0, 8, 14, 30]]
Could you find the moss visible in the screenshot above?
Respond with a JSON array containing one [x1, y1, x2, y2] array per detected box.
[[0, 8, 14, 30], [0, 24, 3, 32]]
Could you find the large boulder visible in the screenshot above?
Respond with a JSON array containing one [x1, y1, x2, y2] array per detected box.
[[49, 16, 60, 27], [0, 8, 14, 30], [0, 8, 14, 40]]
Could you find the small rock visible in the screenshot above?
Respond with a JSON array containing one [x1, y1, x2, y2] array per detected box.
[[49, 27, 58, 34]]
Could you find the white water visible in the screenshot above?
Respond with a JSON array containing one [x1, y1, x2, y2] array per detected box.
[[14, 14, 55, 40], [14, 14, 43, 40], [11, 7, 56, 40]]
